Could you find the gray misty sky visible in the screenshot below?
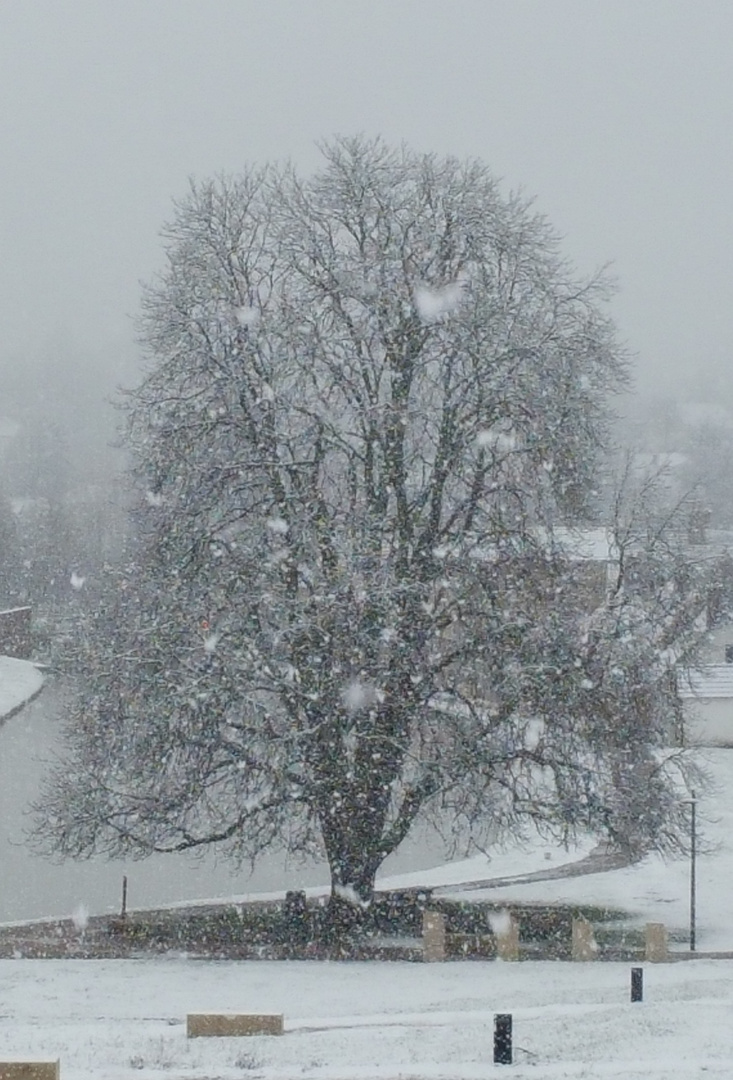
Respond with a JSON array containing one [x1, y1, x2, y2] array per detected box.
[[1, 0, 732, 395]]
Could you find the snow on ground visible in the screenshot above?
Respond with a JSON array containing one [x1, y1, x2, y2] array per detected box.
[[378, 836, 596, 892], [442, 748, 733, 952], [0, 656, 43, 721], [1, 956, 733, 1079]]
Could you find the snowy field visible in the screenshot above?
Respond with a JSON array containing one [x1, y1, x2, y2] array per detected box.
[[1, 956, 733, 1079]]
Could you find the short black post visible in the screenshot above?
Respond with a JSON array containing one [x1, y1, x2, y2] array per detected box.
[[631, 966, 643, 1002], [494, 1013, 512, 1065]]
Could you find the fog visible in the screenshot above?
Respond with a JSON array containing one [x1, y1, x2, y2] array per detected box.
[[1, 1, 733, 915], [3, 2, 733, 393]]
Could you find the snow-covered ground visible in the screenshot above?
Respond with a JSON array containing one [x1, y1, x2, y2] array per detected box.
[[378, 837, 597, 892], [452, 747, 733, 953], [0, 655, 43, 721], [1, 956, 733, 1079]]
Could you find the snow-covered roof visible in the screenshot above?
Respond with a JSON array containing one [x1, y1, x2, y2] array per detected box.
[[679, 664, 733, 699], [0, 656, 44, 719]]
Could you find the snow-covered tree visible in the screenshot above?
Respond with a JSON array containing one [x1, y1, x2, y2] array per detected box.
[[37, 139, 707, 932]]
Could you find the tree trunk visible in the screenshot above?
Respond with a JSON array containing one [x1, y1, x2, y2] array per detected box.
[[319, 812, 382, 946], [324, 868, 378, 946]]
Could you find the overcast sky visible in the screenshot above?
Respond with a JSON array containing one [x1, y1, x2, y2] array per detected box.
[[1, 1, 732, 397]]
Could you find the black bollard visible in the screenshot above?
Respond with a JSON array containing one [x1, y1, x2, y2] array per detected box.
[[494, 1013, 513, 1065], [631, 966, 643, 1002]]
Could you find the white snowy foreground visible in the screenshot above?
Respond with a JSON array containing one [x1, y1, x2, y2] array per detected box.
[[0, 656, 42, 721], [1, 956, 732, 1079]]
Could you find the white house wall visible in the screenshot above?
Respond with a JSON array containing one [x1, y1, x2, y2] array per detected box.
[[685, 698, 733, 748]]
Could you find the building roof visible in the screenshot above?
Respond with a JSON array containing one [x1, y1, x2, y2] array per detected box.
[[679, 665, 733, 700]]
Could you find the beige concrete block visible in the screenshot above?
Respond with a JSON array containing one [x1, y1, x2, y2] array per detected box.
[[422, 910, 446, 962], [571, 917, 597, 961], [496, 917, 520, 961], [0, 1063, 59, 1080], [187, 1014, 284, 1037], [645, 922, 668, 963]]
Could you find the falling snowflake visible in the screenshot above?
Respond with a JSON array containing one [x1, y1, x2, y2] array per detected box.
[[487, 908, 513, 936], [342, 680, 382, 713], [236, 305, 260, 327], [476, 430, 516, 452], [71, 903, 89, 932], [70, 572, 86, 590], [414, 279, 466, 322], [333, 883, 370, 909]]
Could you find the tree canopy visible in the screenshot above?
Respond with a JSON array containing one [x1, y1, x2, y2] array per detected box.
[[37, 138, 706, 929]]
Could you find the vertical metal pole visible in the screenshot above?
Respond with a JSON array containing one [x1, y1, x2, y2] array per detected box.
[[121, 875, 128, 920], [630, 967, 643, 1002], [690, 792, 696, 952], [493, 1014, 512, 1065]]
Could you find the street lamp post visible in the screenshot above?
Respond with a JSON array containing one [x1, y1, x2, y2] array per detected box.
[[689, 790, 697, 953]]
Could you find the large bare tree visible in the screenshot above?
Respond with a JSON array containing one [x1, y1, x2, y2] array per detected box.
[[37, 139, 706, 932]]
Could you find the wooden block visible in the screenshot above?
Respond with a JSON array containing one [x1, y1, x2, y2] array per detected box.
[[645, 922, 668, 963], [422, 910, 446, 962], [0, 1063, 59, 1080], [186, 1014, 284, 1037], [571, 917, 597, 961]]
